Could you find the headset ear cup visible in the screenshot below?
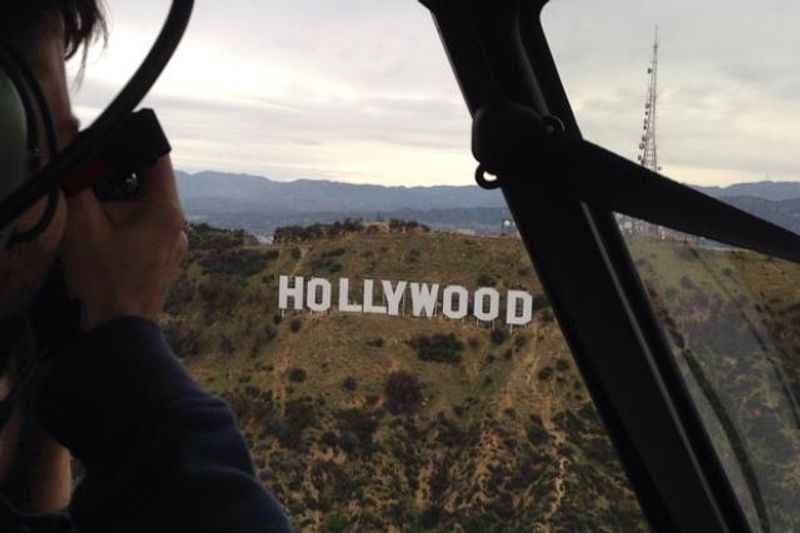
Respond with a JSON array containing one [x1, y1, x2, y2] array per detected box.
[[0, 65, 30, 249]]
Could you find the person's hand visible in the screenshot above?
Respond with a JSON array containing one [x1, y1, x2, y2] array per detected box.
[[60, 155, 188, 331]]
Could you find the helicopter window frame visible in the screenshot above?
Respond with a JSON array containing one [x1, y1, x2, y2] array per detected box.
[[417, 0, 800, 531]]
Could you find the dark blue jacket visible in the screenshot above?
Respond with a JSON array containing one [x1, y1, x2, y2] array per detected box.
[[2, 317, 292, 532]]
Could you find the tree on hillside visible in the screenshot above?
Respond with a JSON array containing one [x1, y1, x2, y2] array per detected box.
[[409, 334, 464, 364], [384, 371, 424, 415], [273, 218, 366, 243]]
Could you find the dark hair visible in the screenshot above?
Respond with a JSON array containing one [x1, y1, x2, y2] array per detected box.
[[2, 1, 107, 64]]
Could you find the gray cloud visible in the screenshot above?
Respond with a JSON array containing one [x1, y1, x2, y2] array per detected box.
[[541, 0, 800, 183], [69, 0, 800, 186]]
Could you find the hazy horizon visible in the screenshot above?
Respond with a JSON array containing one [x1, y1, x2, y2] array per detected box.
[[176, 167, 799, 192]]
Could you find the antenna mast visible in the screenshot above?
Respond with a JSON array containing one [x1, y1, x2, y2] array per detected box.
[[638, 27, 661, 173]]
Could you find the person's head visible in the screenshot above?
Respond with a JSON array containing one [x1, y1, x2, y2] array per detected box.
[[0, 1, 106, 319], [0, 2, 107, 498]]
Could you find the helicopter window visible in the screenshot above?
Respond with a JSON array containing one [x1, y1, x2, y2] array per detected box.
[[619, 218, 800, 532], [543, 2, 800, 531], [623, 221, 800, 531], [542, 1, 800, 197], [540, 3, 800, 528], [58, 2, 658, 530]]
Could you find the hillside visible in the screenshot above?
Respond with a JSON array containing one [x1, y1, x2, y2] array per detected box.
[[159, 224, 800, 532], [160, 224, 646, 532], [625, 237, 800, 532]]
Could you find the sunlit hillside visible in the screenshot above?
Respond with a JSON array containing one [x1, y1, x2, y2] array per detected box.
[[159, 223, 800, 532]]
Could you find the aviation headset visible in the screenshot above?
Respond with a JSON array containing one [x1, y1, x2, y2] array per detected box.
[[0, 43, 59, 250], [0, 0, 194, 251]]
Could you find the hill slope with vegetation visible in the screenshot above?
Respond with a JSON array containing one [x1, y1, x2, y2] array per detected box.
[[627, 237, 800, 532], [160, 223, 800, 532], [160, 223, 645, 532]]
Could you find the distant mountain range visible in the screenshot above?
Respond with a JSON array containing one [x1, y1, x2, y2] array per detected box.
[[177, 171, 506, 215], [176, 170, 800, 236], [177, 170, 510, 234], [691, 182, 800, 236], [694, 181, 800, 202]]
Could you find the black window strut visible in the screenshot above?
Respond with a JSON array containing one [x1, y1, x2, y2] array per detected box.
[[420, 0, 785, 531]]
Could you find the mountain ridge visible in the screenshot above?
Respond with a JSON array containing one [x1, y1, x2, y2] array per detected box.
[[693, 180, 800, 202], [176, 170, 800, 236], [179, 169, 800, 204], [177, 170, 507, 215]]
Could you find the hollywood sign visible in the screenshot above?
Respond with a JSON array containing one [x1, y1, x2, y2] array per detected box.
[[278, 276, 536, 326]]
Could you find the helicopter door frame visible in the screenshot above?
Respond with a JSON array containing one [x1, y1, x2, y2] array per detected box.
[[420, 1, 759, 531]]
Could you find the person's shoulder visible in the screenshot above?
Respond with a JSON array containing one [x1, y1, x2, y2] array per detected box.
[[0, 486, 74, 532]]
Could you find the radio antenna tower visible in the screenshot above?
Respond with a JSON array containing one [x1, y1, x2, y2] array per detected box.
[[638, 27, 661, 173]]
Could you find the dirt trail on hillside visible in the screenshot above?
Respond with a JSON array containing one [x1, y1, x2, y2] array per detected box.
[[542, 427, 569, 526], [287, 245, 309, 278], [275, 349, 293, 415]]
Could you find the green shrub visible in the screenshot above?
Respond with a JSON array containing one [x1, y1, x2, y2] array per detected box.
[[219, 335, 235, 355], [251, 325, 277, 355], [162, 321, 200, 359], [410, 334, 464, 364], [531, 294, 550, 313], [674, 245, 699, 262], [335, 408, 379, 456], [385, 371, 424, 415], [198, 275, 244, 315], [322, 513, 349, 533], [164, 277, 196, 315], [490, 328, 508, 345], [188, 223, 246, 251], [526, 415, 549, 446], [310, 255, 343, 275], [342, 376, 358, 392], [680, 275, 697, 291], [323, 248, 347, 258], [477, 273, 496, 287], [274, 219, 365, 243], [513, 335, 528, 349], [388, 219, 430, 233], [289, 368, 307, 383], [277, 397, 318, 448], [321, 431, 338, 448], [419, 506, 442, 530], [199, 248, 279, 277]]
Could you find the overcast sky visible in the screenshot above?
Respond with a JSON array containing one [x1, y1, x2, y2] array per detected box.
[[68, 0, 800, 187]]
